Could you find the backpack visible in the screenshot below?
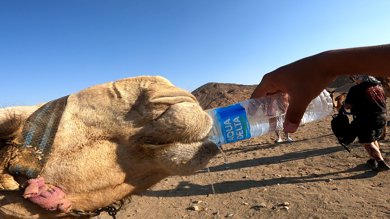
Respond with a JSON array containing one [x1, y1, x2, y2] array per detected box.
[[331, 107, 356, 152]]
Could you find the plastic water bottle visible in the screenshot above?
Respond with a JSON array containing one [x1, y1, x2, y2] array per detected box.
[[207, 90, 333, 147]]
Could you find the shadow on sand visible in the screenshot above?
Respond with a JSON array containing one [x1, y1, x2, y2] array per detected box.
[[141, 143, 377, 197]]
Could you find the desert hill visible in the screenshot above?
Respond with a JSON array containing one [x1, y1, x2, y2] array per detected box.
[[192, 82, 257, 110]]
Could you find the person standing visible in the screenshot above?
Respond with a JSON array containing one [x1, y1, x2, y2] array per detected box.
[[344, 75, 390, 171], [274, 93, 293, 143]]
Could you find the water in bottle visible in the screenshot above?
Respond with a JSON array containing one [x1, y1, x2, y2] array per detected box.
[[207, 90, 333, 147]]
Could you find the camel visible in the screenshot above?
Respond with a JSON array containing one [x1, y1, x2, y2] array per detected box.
[[0, 76, 219, 218]]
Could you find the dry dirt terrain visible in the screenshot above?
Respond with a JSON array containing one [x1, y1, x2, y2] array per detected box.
[[99, 79, 389, 219]]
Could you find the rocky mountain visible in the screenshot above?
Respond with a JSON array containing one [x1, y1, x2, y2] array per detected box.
[[192, 82, 257, 110]]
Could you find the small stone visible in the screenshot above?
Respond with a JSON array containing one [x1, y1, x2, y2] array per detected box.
[[281, 206, 289, 211], [280, 202, 290, 206], [250, 206, 261, 211], [250, 203, 266, 211], [242, 202, 249, 205], [226, 213, 234, 217], [187, 205, 200, 211], [326, 178, 333, 182], [192, 200, 203, 204]]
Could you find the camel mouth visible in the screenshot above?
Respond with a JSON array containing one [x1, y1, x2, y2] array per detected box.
[[150, 94, 199, 122], [142, 98, 213, 146], [142, 136, 217, 150], [154, 139, 219, 176], [200, 140, 220, 156]]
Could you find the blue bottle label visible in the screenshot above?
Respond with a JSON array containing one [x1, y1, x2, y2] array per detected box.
[[215, 103, 251, 143]]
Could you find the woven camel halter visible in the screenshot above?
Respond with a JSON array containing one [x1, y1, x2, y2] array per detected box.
[[8, 96, 69, 178]]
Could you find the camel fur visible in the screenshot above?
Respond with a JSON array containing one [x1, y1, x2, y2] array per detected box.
[[0, 76, 219, 218]]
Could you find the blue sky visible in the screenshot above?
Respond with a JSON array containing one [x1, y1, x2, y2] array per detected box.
[[1, 1, 390, 106]]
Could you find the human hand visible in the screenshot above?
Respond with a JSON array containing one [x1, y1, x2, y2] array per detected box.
[[251, 55, 336, 133]]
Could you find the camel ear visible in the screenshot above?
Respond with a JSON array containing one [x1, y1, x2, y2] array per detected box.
[[0, 106, 39, 146], [0, 109, 26, 191], [0, 110, 22, 141]]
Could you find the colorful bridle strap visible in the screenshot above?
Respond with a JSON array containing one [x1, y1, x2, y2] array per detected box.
[[8, 95, 69, 178]]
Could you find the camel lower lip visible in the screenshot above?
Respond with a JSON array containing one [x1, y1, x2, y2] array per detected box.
[[200, 141, 220, 157]]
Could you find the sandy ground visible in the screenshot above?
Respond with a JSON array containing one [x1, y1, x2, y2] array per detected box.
[[97, 114, 390, 219]]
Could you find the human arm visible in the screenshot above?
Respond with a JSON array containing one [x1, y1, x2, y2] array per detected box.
[[251, 44, 390, 133]]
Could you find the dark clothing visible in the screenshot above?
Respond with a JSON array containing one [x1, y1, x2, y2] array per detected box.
[[350, 118, 386, 143], [345, 81, 387, 143]]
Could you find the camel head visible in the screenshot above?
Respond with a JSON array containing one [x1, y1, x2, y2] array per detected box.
[[0, 76, 219, 218]]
